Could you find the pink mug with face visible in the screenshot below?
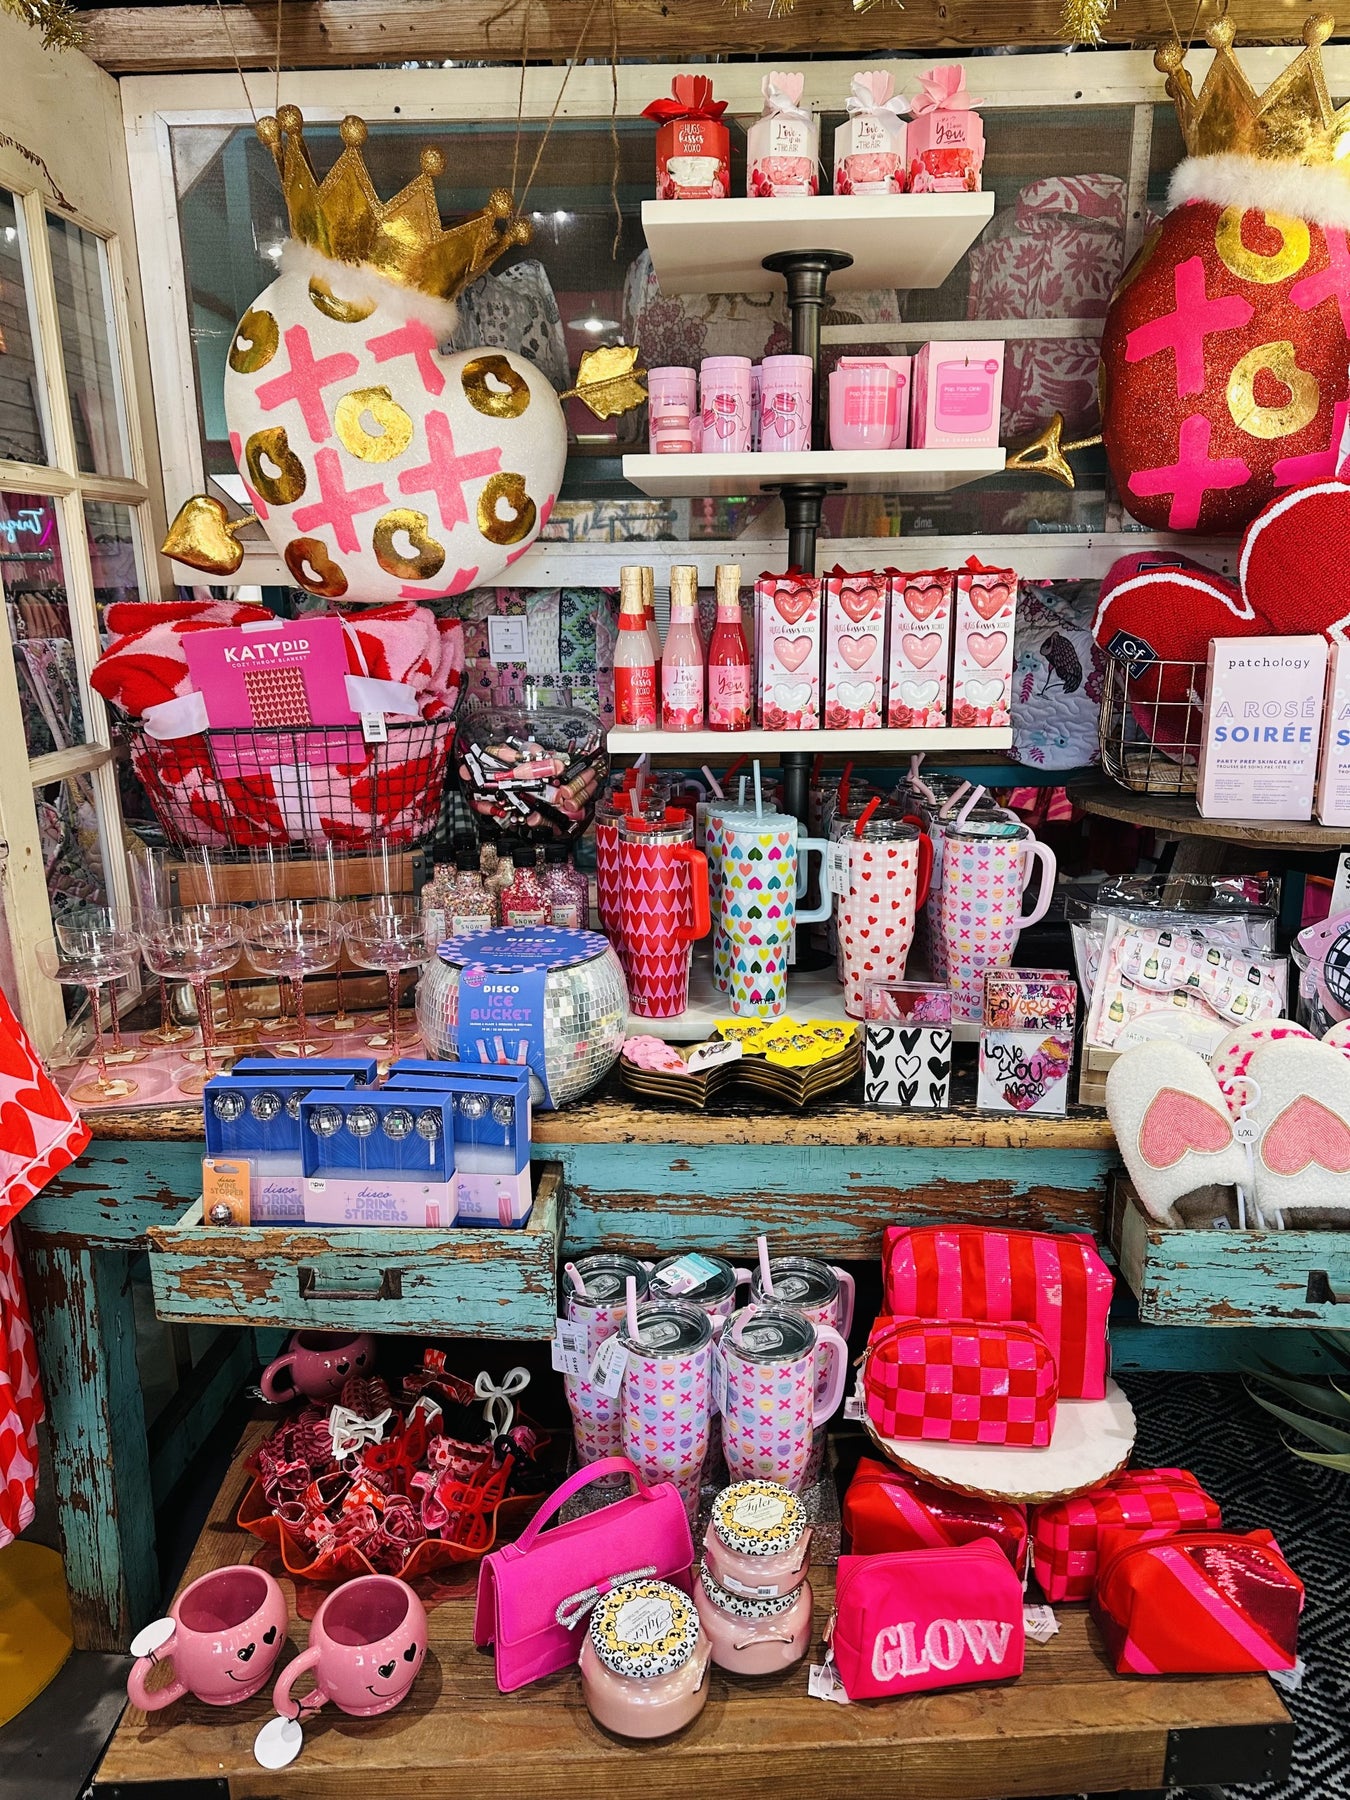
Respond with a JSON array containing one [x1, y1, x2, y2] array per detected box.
[[259, 1330, 377, 1404], [127, 1564, 287, 1710], [272, 1575, 427, 1720]]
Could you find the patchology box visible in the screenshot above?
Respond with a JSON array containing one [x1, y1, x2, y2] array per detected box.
[[1317, 636, 1350, 827], [1198, 635, 1327, 820]]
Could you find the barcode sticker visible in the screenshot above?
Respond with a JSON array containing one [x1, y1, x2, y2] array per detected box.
[[1023, 1604, 1060, 1644], [589, 1334, 629, 1398], [361, 711, 388, 744], [551, 1318, 589, 1378]]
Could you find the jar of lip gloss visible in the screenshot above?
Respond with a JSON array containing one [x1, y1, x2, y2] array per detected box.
[[703, 1480, 812, 1598], [695, 1559, 813, 1674], [579, 1579, 712, 1739]]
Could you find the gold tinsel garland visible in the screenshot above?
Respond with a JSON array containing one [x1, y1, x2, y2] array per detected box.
[[1060, 0, 1114, 42], [2, 0, 81, 49]]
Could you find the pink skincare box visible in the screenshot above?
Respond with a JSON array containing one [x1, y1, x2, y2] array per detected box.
[[303, 1176, 456, 1228], [911, 341, 1004, 450], [755, 572, 821, 730], [823, 572, 886, 729], [952, 563, 1016, 729], [1317, 637, 1350, 826], [1198, 635, 1327, 821], [887, 569, 954, 728], [184, 613, 358, 729], [839, 355, 911, 448]]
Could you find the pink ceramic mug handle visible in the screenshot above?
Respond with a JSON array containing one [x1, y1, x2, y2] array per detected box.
[[260, 1350, 299, 1403], [272, 1645, 328, 1721], [811, 1325, 849, 1428], [1017, 841, 1057, 931], [831, 1267, 856, 1337], [127, 1628, 187, 1712]]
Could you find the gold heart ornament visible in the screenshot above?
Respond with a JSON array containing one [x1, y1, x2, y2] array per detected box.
[[161, 495, 258, 576]]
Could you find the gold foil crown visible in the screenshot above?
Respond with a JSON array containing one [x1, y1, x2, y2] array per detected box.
[[257, 107, 532, 302], [1156, 12, 1350, 168]]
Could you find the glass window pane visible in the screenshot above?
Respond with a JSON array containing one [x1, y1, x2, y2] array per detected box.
[[84, 499, 144, 626], [46, 215, 130, 478], [0, 191, 50, 466], [0, 489, 88, 756], [36, 771, 107, 913]]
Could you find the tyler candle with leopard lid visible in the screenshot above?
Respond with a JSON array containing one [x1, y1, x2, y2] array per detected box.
[[703, 1480, 811, 1598], [695, 1559, 813, 1674], [579, 1579, 712, 1738]]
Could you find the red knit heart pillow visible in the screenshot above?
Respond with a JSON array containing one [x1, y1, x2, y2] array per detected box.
[[1239, 481, 1350, 639], [1093, 552, 1267, 755]]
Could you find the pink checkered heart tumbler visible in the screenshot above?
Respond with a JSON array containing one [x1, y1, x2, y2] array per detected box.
[[720, 1304, 848, 1493], [613, 811, 710, 1018]]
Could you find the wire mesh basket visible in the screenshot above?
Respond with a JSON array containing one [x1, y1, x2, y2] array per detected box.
[[1098, 649, 1206, 796], [125, 720, 456, 852]]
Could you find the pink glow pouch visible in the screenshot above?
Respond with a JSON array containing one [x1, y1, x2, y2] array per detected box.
[[831, 1540, 1024, 1700]]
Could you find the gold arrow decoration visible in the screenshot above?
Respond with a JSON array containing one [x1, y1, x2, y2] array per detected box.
[[1005, 412, 1103, 490], [560, 345, 648, 421]]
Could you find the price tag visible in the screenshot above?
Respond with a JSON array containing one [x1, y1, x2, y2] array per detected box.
[[255, 1715, 304, 1770], [828, 841, 850, 893], [808, 1659, 850, 1705], [710, 1343, 728, 1417], [589, 1334, 629, 1399], [1022, 1604, 1060, 1644], [550, 1318, 589, 1378], [361, 711, 388, 745], [1271, 1656, 1305, 1693], [842, 1387, 864, 1422], [687, 1039, 743, 1073], [651, 1252, 721, 1296]]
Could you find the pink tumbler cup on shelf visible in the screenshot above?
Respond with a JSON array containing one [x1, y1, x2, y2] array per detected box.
[[700, 355, 753, 454], [619, 1298, 715, 1521], [614, 810, 710, 1019], [749, 1255, 855, 1484], [272, 1576, 427, 1721], [719, 1305, 848, 1494], [759, 354, 813, 453], [127, 1565, 288, 1710], [563, 1252, 652, 1470], [938, 818, 1057, 1022], [833, 811, 934, 1019], [595, 786, 668, 940]]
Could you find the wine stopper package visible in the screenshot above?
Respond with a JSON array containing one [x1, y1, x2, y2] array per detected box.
[[823, 571, 886, 729], [952, 562, 1016, 728], [887, 569, 954, 727], [755, 572, 822, 729]]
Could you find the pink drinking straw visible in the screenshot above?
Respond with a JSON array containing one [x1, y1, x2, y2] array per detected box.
[[938, 780, 972, 820], [955, 783, 987, 828], [753, 760, 763, 820], [703, 765, 724, 800], [757, 1234, 775, 1296], [565, 1261, 589, 1298]]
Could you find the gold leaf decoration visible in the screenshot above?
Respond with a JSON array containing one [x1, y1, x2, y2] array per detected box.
[[1, 0, 82, 51], [1060, 0, 1112, 43], [561, 345, 648, 421]]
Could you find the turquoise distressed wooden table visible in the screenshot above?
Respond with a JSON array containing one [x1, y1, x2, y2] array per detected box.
[[15, 1080, 1339, 1653]]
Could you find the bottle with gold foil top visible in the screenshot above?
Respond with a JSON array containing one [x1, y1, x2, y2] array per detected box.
[[662, 563, 705, 731], [615, 565, 658, 729], [708, 562, 751, 730], [642, 563, 663, 687], [420, 861, 452, 951]]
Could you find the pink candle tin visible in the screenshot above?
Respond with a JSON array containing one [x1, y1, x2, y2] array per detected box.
[[759, 354, 813, 453], [695, 1559, 813, 1674], [579, 1578, 712, 1739], [703, 1480, 812, 1599]]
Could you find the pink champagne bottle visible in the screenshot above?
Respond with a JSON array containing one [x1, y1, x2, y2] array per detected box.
[[707, 562, 751, 731], [615, 565, 658, 728], [661, 563, 706, 731], [642, 563, 663, 689]]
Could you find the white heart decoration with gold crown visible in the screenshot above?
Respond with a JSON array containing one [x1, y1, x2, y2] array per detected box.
[[222, 263, 566, 603]]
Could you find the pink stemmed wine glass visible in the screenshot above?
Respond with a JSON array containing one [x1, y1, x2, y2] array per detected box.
[[139, 904, 244, 1098]]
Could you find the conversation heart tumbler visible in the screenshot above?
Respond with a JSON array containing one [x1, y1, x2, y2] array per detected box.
[[939, 818, 1057, 1022], [614, 810, 710, 1018], [620, 1298, 715, 1520], [719, 1304, 848, 1493], [564, 1252, 652, 1471]]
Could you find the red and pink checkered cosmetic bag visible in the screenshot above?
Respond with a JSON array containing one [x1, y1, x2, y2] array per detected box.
[[1030, 1467, 1222, 1602], [862, 1315, 1058, 1449], [881, 1225, 1114, 1401]]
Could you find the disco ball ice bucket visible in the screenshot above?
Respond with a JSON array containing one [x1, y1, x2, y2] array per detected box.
[[417, 926, 628, 1110]]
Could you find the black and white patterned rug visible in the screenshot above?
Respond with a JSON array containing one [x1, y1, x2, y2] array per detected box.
[[1047, 1372, 1350, 1800]]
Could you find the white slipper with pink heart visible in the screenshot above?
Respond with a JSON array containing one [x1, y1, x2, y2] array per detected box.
[[1105, 1041, 1248, 1225], [1239, 1036, 1350, 1223]]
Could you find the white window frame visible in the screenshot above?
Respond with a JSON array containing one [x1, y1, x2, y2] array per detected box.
[[122, 42, 1343, 593]]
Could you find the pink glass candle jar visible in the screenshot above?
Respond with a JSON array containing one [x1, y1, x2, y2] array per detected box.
[[580, 1578, 712, 1739], [695, 1559, 813, 1674], [759, 354, 813, 453], [700, 356, 753, 454], [703, 1479, 812, 1598], [829, 363, 899, 451]]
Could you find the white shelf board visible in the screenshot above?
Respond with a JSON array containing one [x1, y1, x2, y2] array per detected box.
[[642, 195, 997, 295], [622, 449, 1006, 498], [608, 725, 1013, 756], [631, 949, 979, 1043]]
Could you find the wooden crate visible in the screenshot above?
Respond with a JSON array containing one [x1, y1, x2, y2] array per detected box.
[[1108, 1173, 1350, 1327], [145, 1164, 560, 1339], [95, 1418, 1292, 1800]]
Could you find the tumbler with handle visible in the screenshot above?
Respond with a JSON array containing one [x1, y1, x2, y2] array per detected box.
[[614, 810, 710, 1019], [939, 817, 1057, 1022], [719, 1303, 848, 1493]]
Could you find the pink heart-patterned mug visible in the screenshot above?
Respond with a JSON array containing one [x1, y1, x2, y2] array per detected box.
[[259, 1330, 377, 1404], [272, 1575, 428, 1720], [127, 1564, 288, 1710]]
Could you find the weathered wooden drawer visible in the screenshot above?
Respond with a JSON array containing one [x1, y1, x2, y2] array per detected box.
[[1108, 1175, 1350, 1328], [146, 1162, 560, 1339]]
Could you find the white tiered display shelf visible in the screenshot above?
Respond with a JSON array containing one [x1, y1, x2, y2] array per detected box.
[[607, 724, 1013, 755], [620, 447, 1006, 498]]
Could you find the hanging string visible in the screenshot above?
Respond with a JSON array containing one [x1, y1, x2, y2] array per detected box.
[[608, 0, 622, 259], [214, 0, 260, 127], [516, 0, 606, 213], [274, 0, 283, 119], [510, 0, 531, 200]]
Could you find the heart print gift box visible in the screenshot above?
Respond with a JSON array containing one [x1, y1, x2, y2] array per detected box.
[[755, 571, 822, 729], [824, 570, 886, 729], [887, 569, 953, 727], [952, 559, 1016, 729]]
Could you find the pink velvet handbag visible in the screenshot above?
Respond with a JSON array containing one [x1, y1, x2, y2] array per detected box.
[[473, 1455, 695, 1692]]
